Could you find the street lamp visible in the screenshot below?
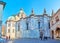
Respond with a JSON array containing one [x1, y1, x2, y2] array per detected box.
[[0, 1, 6, 37]]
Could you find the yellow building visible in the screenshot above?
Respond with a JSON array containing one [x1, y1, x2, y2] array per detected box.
[[2, 25, 5, 37], [6, 16, 16, 39], [6, 8, 26, 39], [50, 9, 60, 40]]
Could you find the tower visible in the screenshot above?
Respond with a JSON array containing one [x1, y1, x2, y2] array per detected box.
[[52, 9, 54, 16], [30, 8, 35, 16], [0, 1, 6, 37], [43, 8, 46, 14]]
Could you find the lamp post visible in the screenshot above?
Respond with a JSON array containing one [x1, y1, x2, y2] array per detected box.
[[0, 1, 6, 37]]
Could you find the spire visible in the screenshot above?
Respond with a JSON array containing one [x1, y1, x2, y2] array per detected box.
[[52, 9, 54, 16], [31, 8, 34, 14], [30, 8, 35, 16], [44, 8, 46, 14]]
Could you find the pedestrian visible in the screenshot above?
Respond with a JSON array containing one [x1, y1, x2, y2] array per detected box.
[[9, 36, 10, 40], [40, 31, 43, 40], [6, 36, 8, 40]]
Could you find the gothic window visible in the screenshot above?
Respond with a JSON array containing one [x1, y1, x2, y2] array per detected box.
[[38, 21, 40, 29], [48, 22, 50, 29], [55, 16, 59, 22], [26, 22, 28, 30]]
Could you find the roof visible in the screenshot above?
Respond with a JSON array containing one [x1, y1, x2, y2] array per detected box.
[[52, 9, 60, 17], [7, 16, 15, 21]]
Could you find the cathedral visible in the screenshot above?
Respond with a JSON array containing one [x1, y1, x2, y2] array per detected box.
[[6, 8, 51, 39], [16, 8, 51, 39]]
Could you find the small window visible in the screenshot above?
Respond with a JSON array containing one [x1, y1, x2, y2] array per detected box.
[[8, 23, 10, 27], [13, 29, 14, 33], [8, 29, 10, 33]]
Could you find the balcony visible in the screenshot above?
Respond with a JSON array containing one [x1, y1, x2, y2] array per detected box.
[[51, 21, 60, 30]]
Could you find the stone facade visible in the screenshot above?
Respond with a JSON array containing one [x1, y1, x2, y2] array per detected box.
[[6, 8, 50, 39], [16, 9, 50, 38]]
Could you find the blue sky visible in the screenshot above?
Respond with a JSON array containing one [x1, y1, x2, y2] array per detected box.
[[2, 0, 60, 24]]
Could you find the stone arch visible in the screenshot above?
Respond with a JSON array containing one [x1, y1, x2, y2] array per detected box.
[[55, 27, 60, 38]]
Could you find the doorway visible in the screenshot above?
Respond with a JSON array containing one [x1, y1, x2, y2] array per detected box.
[[51, 30, 54, 39], [56, 27, 60, 38]]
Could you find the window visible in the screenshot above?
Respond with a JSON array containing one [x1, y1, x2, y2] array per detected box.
[[26, 22, 28, 30], [56, 16, 59, 22], [13, 29, 14, 33], [18, 24, 20, 31], [48, 22, 50, 29], [38, 21, 40, 29], [8, 29, 10, 33], [8, 23, 10, 27]]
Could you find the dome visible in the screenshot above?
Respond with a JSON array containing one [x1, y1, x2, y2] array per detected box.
[[18, 8, 26, 18], [7, 16, 15, 21]]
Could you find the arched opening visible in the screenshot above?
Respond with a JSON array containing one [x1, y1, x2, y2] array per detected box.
[[51, 30, 54, 39], [56, 27, 60, 38]]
